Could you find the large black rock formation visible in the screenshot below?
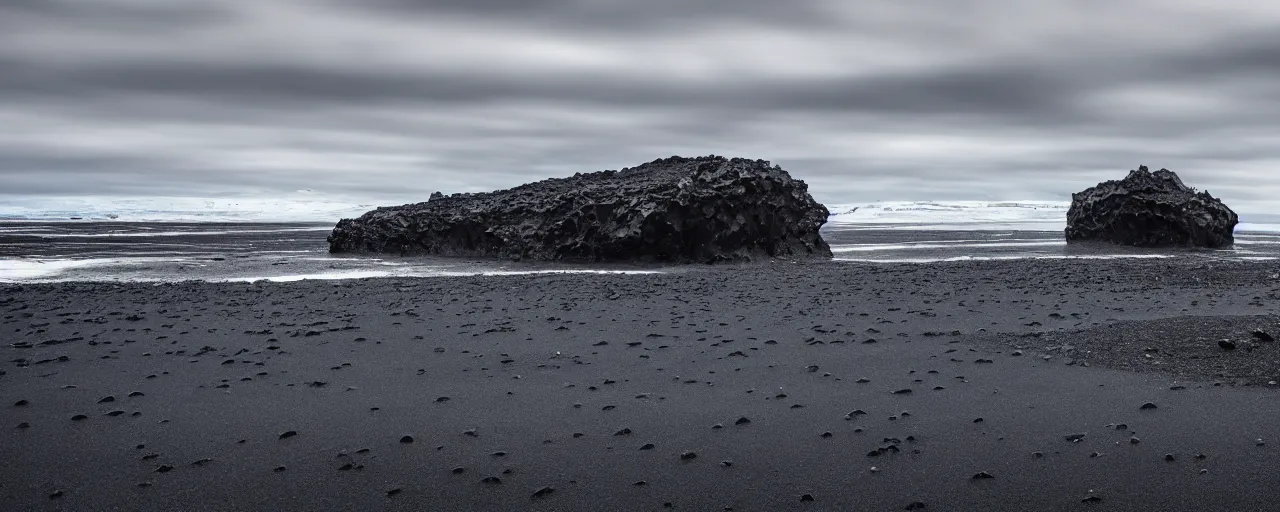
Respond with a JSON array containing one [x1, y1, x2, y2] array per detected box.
[[328, 156, 832, 263], [1065, 166, 1237, 248]]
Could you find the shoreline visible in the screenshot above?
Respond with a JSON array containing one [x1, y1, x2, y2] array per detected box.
[[3, 257, 1280, 510]]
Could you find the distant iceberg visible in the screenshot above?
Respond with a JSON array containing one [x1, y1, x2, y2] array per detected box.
[[0, 194, 379, 223], [824, 201, 1070, 231]]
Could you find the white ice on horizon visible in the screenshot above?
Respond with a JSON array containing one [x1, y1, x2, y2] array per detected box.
[[826, 201, 1280, 234], [0, 195, 377, 223], [824, 201, 1070, 230], [2, 196, 1276, 234]]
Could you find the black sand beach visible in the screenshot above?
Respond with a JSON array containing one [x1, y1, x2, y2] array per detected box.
[[3, 258, 1280, 511]]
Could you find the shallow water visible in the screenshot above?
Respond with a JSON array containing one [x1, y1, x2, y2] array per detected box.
[[822, 226, 1280, 263], [0, 221, 1275, 283]]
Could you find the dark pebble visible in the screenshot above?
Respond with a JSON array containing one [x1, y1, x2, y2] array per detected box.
[[1140, 402, 1158, 410], [800, 494, 815, 502], [640, 443, 655, 450], [98, 396, 115, 404], [155, 465, 173, 473], [452, 467, 466, 474], [533, 486, 555, 498], [681, 451, 698, 460], [1218, 340, 1236, 351], [14, 400, 28, 407], [614, 428, 632, 436], [128, 391, 145, 397], [482, 476, 502, 484], [279, 430, 297, 439], [400, 435, 414, 444], [735, 417, 751, 425], [972, 471, 994, 480], [905, 502, 927, 510], [387, 488, 402, 497], [49, 490, 63, 499], [273, 466, 287, 472], [71, 414, 88, 421]]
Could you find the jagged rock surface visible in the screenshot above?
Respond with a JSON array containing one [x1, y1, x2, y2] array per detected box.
[[1065, 166, 1237, 248], [328, 156, 832, 263]]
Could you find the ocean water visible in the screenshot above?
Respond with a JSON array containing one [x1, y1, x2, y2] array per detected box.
[[0, 202, 1276, 283]]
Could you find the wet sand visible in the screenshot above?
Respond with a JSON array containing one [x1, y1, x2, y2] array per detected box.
[[3, 258, 1280, 511]]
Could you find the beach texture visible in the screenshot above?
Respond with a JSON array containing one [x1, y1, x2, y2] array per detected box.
[[3, 258, 1280, 511]]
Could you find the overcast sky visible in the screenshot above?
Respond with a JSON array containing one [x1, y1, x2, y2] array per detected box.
[[2, 0, 1278, 212]]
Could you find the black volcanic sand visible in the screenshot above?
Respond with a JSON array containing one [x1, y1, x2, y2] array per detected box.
[[3, 259, 1280, 511], [970, 315, 1280, 387]]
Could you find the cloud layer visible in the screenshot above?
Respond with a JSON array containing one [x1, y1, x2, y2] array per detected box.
[[2, 0, 1278, 213]]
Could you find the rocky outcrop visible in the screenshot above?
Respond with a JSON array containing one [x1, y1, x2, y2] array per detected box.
[[1065, 166, 1237, 248], [328, 156, 832, 263]]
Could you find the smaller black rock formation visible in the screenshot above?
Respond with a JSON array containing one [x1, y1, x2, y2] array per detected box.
[[1065, 166, 1237, 248], [328, 156, 831, 263]]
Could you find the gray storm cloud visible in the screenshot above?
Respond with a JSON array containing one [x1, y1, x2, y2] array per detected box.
[[1, 0, 1277, 213]]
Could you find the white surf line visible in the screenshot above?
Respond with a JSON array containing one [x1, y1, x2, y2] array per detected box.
[[834, 254, 1173, 263], [0, 257, 194, 282], [830, 241, 1067, 253], [35, 227, 333, 238]]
